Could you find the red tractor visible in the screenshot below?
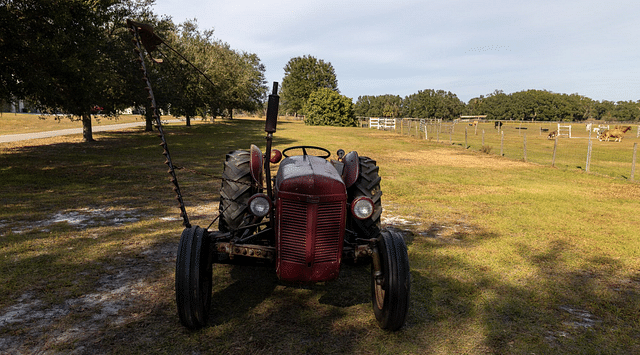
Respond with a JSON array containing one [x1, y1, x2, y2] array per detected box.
[[127, 20, 410, 332], [175, 85, 410, 331]]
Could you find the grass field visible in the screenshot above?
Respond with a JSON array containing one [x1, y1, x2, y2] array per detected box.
[[1, 117, 639, 354], [396, 119, 640, 181]]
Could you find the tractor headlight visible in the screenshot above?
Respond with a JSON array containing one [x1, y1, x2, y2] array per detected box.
[[351, 197, 374, 220], [248, 194, 272, 217]]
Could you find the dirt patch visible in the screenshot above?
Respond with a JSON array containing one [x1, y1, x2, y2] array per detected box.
[[0, 242, 176, 354], [388, 148, 531, 169], [2, 207, 143, 235]]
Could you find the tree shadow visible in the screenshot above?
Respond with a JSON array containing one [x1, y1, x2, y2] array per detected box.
[[400, 220, 638, 354], [0, 120, 296, 227]]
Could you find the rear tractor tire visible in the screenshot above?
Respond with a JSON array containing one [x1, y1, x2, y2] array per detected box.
[[175, 226, 213, 329], [219, 150, 258, 232], [371, 229, 410, 331]]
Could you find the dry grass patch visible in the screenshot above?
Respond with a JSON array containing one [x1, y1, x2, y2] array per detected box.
[[389, 148, 531, 169]]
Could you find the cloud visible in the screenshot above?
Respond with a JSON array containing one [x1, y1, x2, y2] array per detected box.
[[154, 0, 640, 102]]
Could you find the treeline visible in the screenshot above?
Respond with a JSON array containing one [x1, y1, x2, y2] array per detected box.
[[356, 89, 640, 121], [150, 20, 266, 124], [1, 0, 267, 140]]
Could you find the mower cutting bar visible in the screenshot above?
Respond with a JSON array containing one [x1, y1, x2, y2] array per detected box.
[[128, 22, 191, 228]]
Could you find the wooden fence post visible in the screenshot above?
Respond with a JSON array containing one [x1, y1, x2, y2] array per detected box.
[[586, 135, 593, 173], [519, 121, 523, 136], [552, 136, 558, 167], [449, 125, 453, 144], [523, 133, 527, 162], [500, 131, 504, 156], [631, 142, 638, 181], [482, 129, 485, 146], [465, 127, 468, 148]]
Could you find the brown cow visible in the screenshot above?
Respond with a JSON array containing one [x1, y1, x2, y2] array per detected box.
[[547, 130, 557, 139], [599, 126, 632, 142]]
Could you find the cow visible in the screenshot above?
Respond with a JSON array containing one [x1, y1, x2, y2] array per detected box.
[[599, 126, 632, 142], [494, 121, 503, 129], [547, 130, 557, 139]]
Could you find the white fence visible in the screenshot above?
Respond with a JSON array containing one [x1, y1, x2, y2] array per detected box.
[[369, 117, 396, 130]]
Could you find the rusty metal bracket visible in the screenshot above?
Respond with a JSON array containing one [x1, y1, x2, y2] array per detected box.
[[215, 242, 276, 261], [370, 242, 384, 286]]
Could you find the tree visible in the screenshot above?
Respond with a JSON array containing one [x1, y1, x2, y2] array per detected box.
[[613, 100, 640, 121], [479, 90, 512, 120], [1, 0, 155, 141], [402, 89, 464, 119], [354, 95, 374, 117], [149, 19, 267, 125], [466, 95, 485, 116], [303, 88, 357, 127], [280, 55, 337, 116], [158, 20, 213, 126], [355, 95, 402, 117], [214, 51, 267, 119]]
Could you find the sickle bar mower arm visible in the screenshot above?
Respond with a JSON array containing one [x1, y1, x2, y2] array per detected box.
[[128, 20, 191, 228]]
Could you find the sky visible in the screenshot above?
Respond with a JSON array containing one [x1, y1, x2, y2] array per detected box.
[[152, 0, 640, 103]]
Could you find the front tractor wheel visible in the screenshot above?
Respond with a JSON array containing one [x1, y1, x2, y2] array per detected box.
[[371, 229, 411, 331], [175, 226, 212, 329]]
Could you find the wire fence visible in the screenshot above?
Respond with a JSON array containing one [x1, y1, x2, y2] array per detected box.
[[361, 118, 640, 182]]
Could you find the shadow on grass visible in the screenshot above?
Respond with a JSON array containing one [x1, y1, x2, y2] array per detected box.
[[0, 120, 295, 223], [407, 222, 640, 354], [74, 252, 375, 354], [203, 262, 371, 353]]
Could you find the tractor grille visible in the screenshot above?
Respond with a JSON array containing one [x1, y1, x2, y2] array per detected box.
[[314, 202, 343, 263], [278, 198, 344, 264], [279, 199, 307, 264]]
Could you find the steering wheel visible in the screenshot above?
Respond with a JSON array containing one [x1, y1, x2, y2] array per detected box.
[[282, 145, 331, 159]]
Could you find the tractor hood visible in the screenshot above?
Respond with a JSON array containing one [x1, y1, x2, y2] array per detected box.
[[275, 155, 345, 196]]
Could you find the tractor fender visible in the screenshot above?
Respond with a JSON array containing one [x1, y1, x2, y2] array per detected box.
[[342, 151, 360, 188], [250, 144, 263, 188]]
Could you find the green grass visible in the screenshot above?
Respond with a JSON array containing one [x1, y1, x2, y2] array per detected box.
[[1, 118, 639, 354]]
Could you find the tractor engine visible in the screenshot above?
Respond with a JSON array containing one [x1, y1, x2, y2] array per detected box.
[[274, 155, 347, 282]]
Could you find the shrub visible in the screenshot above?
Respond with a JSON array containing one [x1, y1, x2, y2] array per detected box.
[[480, 145, 493, 154], [303, 88, 358, 127]]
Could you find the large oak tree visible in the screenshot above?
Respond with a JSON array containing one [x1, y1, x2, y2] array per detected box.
[[1, 0, 155, 141]]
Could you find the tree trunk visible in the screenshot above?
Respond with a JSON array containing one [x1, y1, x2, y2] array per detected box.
[[186, 115, 191, 127], [145, 109, 153, 132], [82, 114, 94, 142], [228, 108, 233, 119]]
